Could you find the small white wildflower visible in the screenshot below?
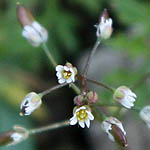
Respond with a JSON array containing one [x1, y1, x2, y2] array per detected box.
[[56, 62, 77, 84], [70, 105, 94, 128], [17, 4, 48, 47], [140, 106, 150, 128], [113, 86, 137, 109], [20, 92, 42, 116], [101, 117, 127, 147], [95, 9, 113, 39]]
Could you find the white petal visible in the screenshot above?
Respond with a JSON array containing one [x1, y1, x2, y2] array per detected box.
[[32, 21, 42, 31], [56, 65, 63, 72], [85, 119, 90, 128], [64, 66, 69, 71], [87, 111, 94, 120], [128, 96, 136, 102], [66, 78, 73, 83], [70, 116, 78, 125], [75, 106, 86, 113], [58, 78, 66, 84], [56, 72, 62, 79], [79, 121, 85, 128], [108, 132, 115, 142]]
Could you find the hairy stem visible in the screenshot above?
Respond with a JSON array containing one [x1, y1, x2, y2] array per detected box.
[[29, 120, 70, 135]]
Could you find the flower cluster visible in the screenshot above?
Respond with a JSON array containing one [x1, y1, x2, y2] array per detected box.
[[1, 3, 146, 149]]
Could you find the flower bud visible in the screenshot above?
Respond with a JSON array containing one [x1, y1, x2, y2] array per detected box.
[[95, 9, 113, 39], [20, 92, 42, 116], [101, 117, 127, 147], [0, 126, 29, 146], [87, 91, 98, 104], [74, 95, 84, 106], [113, 86, 137, 109], [17, 3, 48, 47], [140, 106, 150, 128]]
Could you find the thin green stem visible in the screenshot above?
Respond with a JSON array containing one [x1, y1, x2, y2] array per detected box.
[[86, 77, 114, 92], [29, 120, 70, 135], [70, 83, 81, 94], [96, 103, 141, 112], [39, 83, 68, 98], [42, 43, 57, 67]]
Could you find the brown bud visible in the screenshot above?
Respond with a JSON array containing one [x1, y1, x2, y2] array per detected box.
[[17, 3, 34, 26], [74, 95, 84, 106], [111, 124, 128, 147], [99, 9, 109, 23]]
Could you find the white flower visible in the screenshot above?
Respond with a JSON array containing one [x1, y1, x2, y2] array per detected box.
[[95, 9, 113, 39], [56, 62, 77, 84], [22, 21, 48, 47], [101, 117, 127, 147], [70, 105, 94, 128], [140, 106, 150, 128], [113, 86, 137, 109], [20, 92, 42, 116]]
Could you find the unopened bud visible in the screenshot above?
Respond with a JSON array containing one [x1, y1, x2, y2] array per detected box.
[[17, 3, 48, 47], [0, 126, 29, 146], [113, 86, 137, 109], [111, 124, 128, 147], [20, 92, 42, 116], [87, 91, 98, 104], [95, 9, 113, 39], [74, 95, 84, 106]]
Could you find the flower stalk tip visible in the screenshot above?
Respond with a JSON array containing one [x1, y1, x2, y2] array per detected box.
[[0, 126, 29, 146], [113, 86, 137, 109], [95, 9, 113, 39], [17, 4, 48, 47], [20, 92, 42, 116]]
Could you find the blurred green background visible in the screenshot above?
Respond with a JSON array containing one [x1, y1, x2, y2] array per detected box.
[[0, 0, 150, 149]]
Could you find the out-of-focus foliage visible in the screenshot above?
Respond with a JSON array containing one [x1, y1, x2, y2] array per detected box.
[[0, 0, 150, 149]]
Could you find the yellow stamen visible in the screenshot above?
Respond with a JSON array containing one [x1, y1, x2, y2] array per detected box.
[[62, 70, 72, 79], [77, 109, 88, 121]]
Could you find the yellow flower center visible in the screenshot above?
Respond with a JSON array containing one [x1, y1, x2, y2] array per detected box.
[[76, 109, 88, 121], [62, 70, 72, 79]]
